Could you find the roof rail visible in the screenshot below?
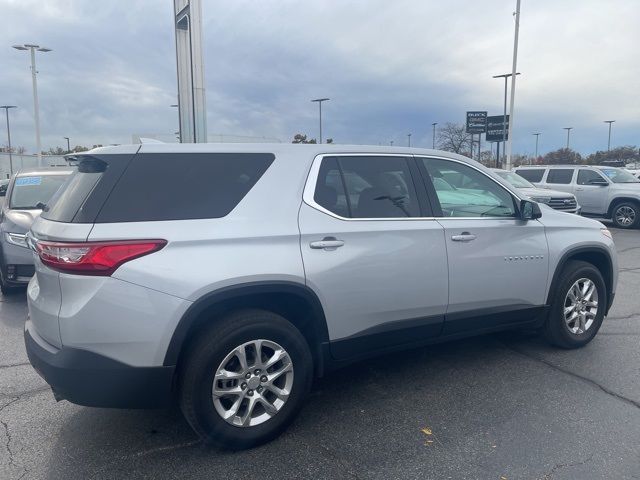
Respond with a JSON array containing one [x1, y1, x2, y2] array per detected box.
[[138, 138, 165, 144]]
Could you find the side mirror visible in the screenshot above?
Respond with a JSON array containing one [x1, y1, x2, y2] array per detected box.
[[588, 179, 608, 186], [520, 199, 542, 221]]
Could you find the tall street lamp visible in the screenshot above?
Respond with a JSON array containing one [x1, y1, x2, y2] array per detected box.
[[63, 136, 70, 153], [1, 106, 17, 175], [407, 133, 411, 147], [563, 127, 573, 149], [431, 123, 437, 149], [311, 98, 330, 144], [493, 72, 520, 168], [604, 120, 615, 151], [532, 133, 541, 159], [13, 44, 52, 166]]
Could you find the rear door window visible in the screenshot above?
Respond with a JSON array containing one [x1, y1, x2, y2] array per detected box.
[[313, 156, 422, 218], [515, 169, 544, 182], [546, 169, 575, 184]]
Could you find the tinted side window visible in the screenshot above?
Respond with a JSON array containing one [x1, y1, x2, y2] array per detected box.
[[515, 169, 544, 182], [546, 169, 574, 184], [577, 169, 606, 185], [96, 153, 274, 223], [422, 158, 516, 218], [314, 157, 349, 217], [315, 156, 420, 218]]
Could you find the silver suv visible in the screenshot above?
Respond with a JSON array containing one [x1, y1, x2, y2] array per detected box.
[[490, 169, 580, 214], [0, 168, 72, 293], [25, 144, 618, 449], [515, 165, 640, 229]]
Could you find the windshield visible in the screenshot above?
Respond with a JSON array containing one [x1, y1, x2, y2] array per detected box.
[[494, 170, 535, 188], [598, 167, 640, 184], [10, 174, 70, 209]]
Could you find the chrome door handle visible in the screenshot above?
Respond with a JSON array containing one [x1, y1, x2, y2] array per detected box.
[[310, 237, 344, 250], [451, 232, 476, 242]]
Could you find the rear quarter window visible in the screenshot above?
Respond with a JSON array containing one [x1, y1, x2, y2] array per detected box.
[[95, 153, 275, 223]]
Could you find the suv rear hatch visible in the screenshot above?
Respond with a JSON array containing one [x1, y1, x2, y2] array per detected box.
[[28, 151, 139, 348]]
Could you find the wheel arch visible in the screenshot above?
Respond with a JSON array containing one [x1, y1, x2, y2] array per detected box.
[[164, 281, 330, 377], [607, 196, 640, 218], [547, 246, 614, 314]]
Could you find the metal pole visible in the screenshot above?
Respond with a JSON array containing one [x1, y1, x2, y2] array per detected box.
[[407, 133, 411, 147], [1, 106, 16, 175], [432, 122, 437, 149], [496, 141, 501, 169], [604, 120, 615, 151], [563, 127, 572, 149], [28, 47, 43, 166], [506, 0, 521, 170], [502, 76, 508, 164], [311, 98, 329, 144], [533, 133, 540, 158], [64, 136, 70, 153]]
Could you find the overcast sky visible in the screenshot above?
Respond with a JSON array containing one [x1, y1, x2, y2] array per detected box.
[[1, 0, 639, 156]]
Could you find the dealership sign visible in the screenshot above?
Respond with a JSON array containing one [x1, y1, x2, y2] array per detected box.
[[466, 111, 487, 134], [486, 115, 510, 142]]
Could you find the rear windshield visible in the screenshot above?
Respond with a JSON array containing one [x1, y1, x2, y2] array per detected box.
[[10, 174, 70, 210], [42, 152, 275, 223]]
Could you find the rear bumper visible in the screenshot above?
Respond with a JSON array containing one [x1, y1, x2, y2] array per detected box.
[[25, 320, 175, 409]]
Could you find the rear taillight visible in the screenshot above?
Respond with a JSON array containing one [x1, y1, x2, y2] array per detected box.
[[35, 239, 167, 276]]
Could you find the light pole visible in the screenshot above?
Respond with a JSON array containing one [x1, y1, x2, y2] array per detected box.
[[533, 133, 541, 160], [563, 127, 573, 149], [407, 133, 411, 147], [311, 98, 329, 144], [63, 136, 70, 153], [13, 44, 51, 166], [431, 122, 437, 149], [493, 72, 521, 169], [604, 120, 615, 151], [1, 106, 17, 175], [505, 0, 522, 170], [390, 140, 394, 146]]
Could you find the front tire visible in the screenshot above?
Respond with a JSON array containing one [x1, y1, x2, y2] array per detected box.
[[543, 260, 606, 349], [611, 201, 639, 229], [178, 309, 313, 449]]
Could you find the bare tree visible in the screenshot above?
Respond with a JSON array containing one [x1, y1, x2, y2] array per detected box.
[[292, 133, 317, 144], [436, 123, 472, 155], [541, 148, 582, 165]]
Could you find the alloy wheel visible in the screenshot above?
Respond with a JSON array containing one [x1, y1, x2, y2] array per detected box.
[[614, 205, 636, 227], [212, 339, 294, 427], [563, 278, 598, 335]]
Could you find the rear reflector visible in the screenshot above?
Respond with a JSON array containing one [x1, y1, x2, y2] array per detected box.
[[35, 239, 167, 276]]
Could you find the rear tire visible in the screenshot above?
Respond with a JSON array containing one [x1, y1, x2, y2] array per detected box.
[[611, 201, 639, 229], [543, 260, 606, 349], [178, 309, 313, 449]]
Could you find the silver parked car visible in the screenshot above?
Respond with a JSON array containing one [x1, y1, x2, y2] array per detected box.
[[0, 169, 72, 293], [491, 169, 580, 214], [515, 165, 640, 229], [25, 144, 617, 449]]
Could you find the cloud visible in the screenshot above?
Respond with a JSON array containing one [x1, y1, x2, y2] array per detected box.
[[0, 0, 638, 154]]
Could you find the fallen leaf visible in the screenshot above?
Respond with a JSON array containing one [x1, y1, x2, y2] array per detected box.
[[421, 427, 432, 435]]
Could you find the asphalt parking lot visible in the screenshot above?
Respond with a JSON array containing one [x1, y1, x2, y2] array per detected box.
[[0, 228, 638, 480]]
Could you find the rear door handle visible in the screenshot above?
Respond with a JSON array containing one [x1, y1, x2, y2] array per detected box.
[[451, 232, 476, 242], [310, 237, 345, 250], [575, 187, 584, 191]]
